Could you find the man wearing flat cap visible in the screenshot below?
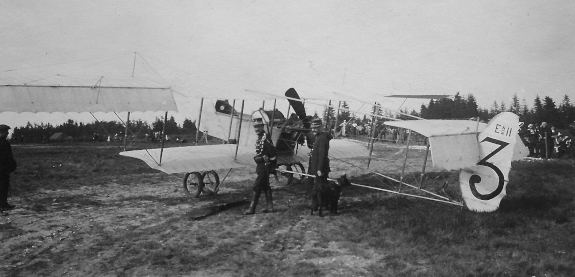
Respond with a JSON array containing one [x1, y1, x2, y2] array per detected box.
[[0, 124, 17, 210]]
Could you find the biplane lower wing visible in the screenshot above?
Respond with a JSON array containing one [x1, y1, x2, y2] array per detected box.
[[120, 139, 370, 174], [120, 144, 254, 174]]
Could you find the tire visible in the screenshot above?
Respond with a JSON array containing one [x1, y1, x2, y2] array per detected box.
[[275, 164, 293, 185], [277, 162, 306, 185], [291, 162, 306, 185], [183, 172, 203, 197], [202, 170, 220, 196]]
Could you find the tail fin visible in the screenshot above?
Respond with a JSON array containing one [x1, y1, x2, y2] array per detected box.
[[459, 112, 519, 212]]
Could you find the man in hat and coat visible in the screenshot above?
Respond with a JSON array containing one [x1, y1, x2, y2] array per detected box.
[[307, 118, 333, 216], [0, 124, 17, 210], [308, 118, 332, 183], [244, 117, 277, 215]]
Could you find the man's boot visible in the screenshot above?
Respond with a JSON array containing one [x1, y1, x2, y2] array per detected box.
[[243, 191, 261, 215], [262, 189, 274, 213]]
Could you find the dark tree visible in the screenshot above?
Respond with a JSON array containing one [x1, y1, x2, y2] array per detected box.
[[558, 95, 575, 128], [488, 101, 499, 118], [182, 118, 197, 134], [510, 93, 521, 115], [532, 95, 543, 122], [420, 104, 428, 118], [541, 96, 560, 127], [338, 101, 351, 122], [466, 94, 479, 118]]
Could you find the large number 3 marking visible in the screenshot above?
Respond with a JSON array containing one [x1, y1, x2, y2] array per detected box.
[[469, 137, 509, 200]]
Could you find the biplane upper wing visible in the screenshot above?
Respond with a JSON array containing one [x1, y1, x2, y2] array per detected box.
[[384, 94, 452, 99], [0, 74, 178, 113]]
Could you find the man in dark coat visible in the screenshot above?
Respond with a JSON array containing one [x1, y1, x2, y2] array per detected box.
[[307, 118, 333, 216], [244, 117, 277, 215], [538, 122, 552, 158], [0, 124, 17, 210], [526, 124, 538, 157], [308, 118, 332, 182]]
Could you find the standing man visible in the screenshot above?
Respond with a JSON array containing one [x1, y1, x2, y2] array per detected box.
[[0, 124, 17, 211], [308, 118, 332, 181], [526, 124, 538, 157], [307, 118, 332, 216], [339, 120, 348, 137], [244, 118, 277, 215], [538, 122, 552, 158]]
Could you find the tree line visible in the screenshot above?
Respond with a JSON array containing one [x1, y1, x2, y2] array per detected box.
[[421, 93, 574, 129], [321, 93, 575, 131], [12, 116, 198, 143]]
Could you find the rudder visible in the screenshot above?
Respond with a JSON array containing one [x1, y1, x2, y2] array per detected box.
[[459, 112, 519, 212]]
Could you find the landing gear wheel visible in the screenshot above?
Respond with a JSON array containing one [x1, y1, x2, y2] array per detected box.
[[277, 162, 306, 185], [202, 170, 220, 196], [275, 164, 292, 185], [291, 162, 305, 185], [183, 172, 203, 197]]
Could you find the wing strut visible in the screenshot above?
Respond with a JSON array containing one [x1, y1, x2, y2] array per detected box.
[[333, 101, 341, 137], [398, 129, 412, 192], [269, 99, 277, 138], [419, 139, 430, 189], [123, 112, 130, 151], [195, 98, 204, 144], [159, 111, 168, 164], [234, 100, 245, 161], [324, 100, 332, 132], [367, 102, 378, 168], [226, 100, 236, 143]]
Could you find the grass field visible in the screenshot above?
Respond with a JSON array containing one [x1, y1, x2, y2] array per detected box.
[[1, 141, 574, 276]]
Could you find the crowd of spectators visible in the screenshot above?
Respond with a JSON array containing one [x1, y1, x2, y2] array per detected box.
[[520, 121, 573, 159]]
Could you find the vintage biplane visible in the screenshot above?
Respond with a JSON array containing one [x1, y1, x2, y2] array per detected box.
[[1, 69, 528, 213], [119, 88, 370, 196]]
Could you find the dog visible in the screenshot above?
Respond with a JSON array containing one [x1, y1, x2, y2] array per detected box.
[[310, 174, 351, 216]]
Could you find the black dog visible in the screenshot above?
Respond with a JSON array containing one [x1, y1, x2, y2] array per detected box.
[[310, 174, 351, 216]]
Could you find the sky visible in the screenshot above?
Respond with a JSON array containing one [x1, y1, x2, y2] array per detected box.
[[1, 0, 574, 128]]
